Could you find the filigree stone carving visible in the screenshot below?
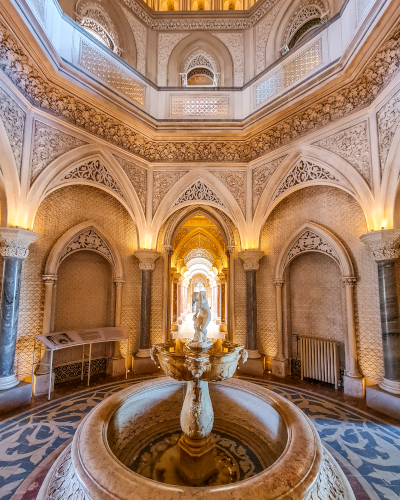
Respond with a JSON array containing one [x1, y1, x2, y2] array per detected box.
[[209, 170, 246, 216], [255, 2, 283, 74], [377, 88, 400, 174], [2, 16, 400, 163], [173, 181, 226, 208], [360, 229, 400, 261], [153, 170, 189, 215], [183, 50, 218, 74], [0, 228, 39, 259], [121, 6, 146, 75], [158, 33, 189, 86], [61, 160, 125, 199], [274, 160, 338, 200], [305, 448, 347, 500], [134, 249, 160, 270], [283, 0, 325, 46], [185, 248, 214, 263], [313, 121, 371, 186], [31, 122, 87, 185], [113, 154, 147, 213], [0, 87, 25, 176], [60, 229, 115, 265], [252, 155, 287, 215], [212, 33, 244, 87], [238, 249, 264, 271], [284, 230, 340, 268]]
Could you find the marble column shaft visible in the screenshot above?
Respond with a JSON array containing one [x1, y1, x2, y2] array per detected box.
[[173, 281, 178, 324], [246, 270, 257, 352], [139, 270, 152, 350]]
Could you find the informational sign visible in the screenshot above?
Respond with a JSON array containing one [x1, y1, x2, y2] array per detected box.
[[35, 326, 129, 349]]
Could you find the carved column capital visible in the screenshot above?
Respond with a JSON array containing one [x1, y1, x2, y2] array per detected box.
[[273, 279, 285, 287], [342, 277, 357, 286], [173, 272, 181, 283], [0, 228, 39, 259], [161, 244, 173, 255], [42, 274, 57, 284], [134, 249, 161, 271], [114, 278, 125, 286], [360, 229, 400, 261], [217, 273, 226, 284], [226, 245, 237, 255], [237, 249, 265, 271]]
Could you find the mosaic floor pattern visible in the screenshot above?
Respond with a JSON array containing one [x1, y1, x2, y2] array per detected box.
[[0, 377, 399, 500]]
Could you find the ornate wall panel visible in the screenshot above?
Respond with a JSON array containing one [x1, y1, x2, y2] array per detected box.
[[282, 0, 324, 46], [59, 229, 115, 266], [377, 88, 400, 175], [212, 32, 244, 87], [173, 180, 226, 208], [255, 2, 283, 74], [15, 185, 140, 378], [121, 6, 147, 75], [0, 86, 25, 176], [273, 160, 338, 200], [170, 95, 229, 117], [259, 185, 382, 381], [153, 170, 189, 215], [31, 122, 87, 185], [252, 155, 287, 215], [113, 154, 147, 213], [157, 33, 189, 86], [313, 122, 371, 186], [209, 170, 246, 216], [283, 230, 340, 268]]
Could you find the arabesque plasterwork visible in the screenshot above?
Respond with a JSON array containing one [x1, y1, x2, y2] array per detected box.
[[31, 121, 87, 186], [153, 170, 189, 216], [255, 2, 283, 74], [283, 0, 325, 46], [212, 32, 244, 87], [284, 230, 340, 269], [59, 228, 115, 265], [0, 86, 25, 176], [1, 17, 400, 163], [273, 160, 338, 200], [121, 5, 147, 75], [158, 33, 189, 86], [313, 121, 371, 186], [113, 154, 147, 213], [173, 180, 226, 208], [377, 87, 400, 174], [209, 170, 246, 216], [252, 155, 288, 215]]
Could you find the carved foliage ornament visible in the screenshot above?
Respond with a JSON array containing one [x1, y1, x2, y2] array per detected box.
[[0, 86, 25, 176], [255, 2, 283, 74], [252, 155, 287, 215], [377, 88, 400, 174], [112, 154, 147, 213], [153, 170, 189, 215], [209, 170, 246, 216], [173, 181, 226, 208], [61, 160, 125, 199], [185, 247, 214, 263], [121, 5, 146, 75], [274, 160, 338, 200], [360, 229, 400, 261], [0, 228, 38, 259], [1, 18, 400, 163], [284, 230, 340, 269], [60, 229, 115, 265]]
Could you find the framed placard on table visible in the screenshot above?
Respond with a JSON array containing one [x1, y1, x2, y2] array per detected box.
[[35, 326, 129, 400]]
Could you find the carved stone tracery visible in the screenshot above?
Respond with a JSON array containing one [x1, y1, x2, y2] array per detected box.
[[252, 155, 287, 215], [0, 87, 25, 176], [113, 155, 147, 213], [209, 170, 246, 216], [377, 88, 400, 174], [283, 0, 325, 47], [173, 181, 226, 208], [284, 230, 340, 269], [59, 228, 115, 266], [153, 170, 189, 215]]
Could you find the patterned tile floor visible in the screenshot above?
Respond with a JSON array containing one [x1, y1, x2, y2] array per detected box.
[[0, 375, 399, 500]]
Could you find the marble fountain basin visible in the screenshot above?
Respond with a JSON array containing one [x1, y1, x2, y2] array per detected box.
[[38, 377, 355, 500]]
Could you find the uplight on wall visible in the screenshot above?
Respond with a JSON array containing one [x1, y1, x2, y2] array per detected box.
[[381, 220, 387, 230]]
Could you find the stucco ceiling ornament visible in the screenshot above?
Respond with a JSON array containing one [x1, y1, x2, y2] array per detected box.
[[0, 86, 25, 176], [284, 230, 340, 269], [153, 170, 189, 215], [59, 228, 115, 265], [173, 181, 226, 208], [252, 155, 288, 215], [377, 88, 400, 175], [255, 2, 283, 74], [273, 160, 338, 200], [61, 160, 125, 199], [1, 18, 400, 164], [185, 248, 214, 264], [112, 154, 147, 212], [313, 122, 371, 186], [31, 121, 87, 186]]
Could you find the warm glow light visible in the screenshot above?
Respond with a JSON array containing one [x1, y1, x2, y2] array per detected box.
[[381, 220, 387, 230]]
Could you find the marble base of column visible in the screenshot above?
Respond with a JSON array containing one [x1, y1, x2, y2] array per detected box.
[[271, 358, 288, 377], [136, 348, 152, 358], [380, 378, 400, 395], [247, 349, 261, 359], [343, 374, 365, 398]]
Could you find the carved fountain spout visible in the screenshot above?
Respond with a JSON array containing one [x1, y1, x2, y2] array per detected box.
[[151, 292, 247, 485]]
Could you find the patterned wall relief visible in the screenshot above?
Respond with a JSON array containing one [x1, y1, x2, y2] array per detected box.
[[313, 121, 372, 186], [153, 170, 189, 216], [212, 32, 244, 87], [0, 86, 25, 176], [209, 170, 246, 216], [282, 0, 325, 47], [273, 160, 339, 200], [113, 154, 147, 213], [377, 87, 400, 175], [252, 155, 287, 215], [121, 6, 147, 75], [157, 33, 189, 86], [255, 2, 283, 74], [31, 122, 87, 186], [173, 180, 226, 209], [283, 230, 340, 269], [1, 18, 400, 163], [59, 228, 115, 266], [60, 160, 125, 199]]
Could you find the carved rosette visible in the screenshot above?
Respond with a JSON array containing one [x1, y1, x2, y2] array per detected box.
[[273, 279, 285, 287], [0, 228, 39, 259], [342, 277, 357, 286], [238, 249, 265, 271], [360, 230, 400, 261], [134, 249, 161, 271]]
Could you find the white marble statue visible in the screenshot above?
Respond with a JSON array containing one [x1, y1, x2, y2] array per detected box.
[[192, 291, 211, 343]]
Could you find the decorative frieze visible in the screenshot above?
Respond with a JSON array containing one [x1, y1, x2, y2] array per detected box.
[[61, 160, 125, 199], [113, 155, 147, 213], [153, 170, 189, 216], [31, 122, 87, 185], [212, 33, 244, 87], [173, 181, 226, 208], [0, 87, 25, 176], [209, 170, 246, 216], [158, 33, 189, 86], [284, 230, 340, 268], [59, 228, 115, 265], [313, 121, 371, 186], [252, 155, 287, 215], [273, 160, 338, 200], [360, 229, 400, 261], [377, 88, 400, 174]]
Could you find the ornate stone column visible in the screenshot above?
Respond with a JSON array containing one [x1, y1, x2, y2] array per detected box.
[[171, 272, 180, 334], [226, 246, 236, 342], [360, 230, 400, 396], [271, 279, 288, 377], [106, 278, 126, 377], [238, 249, 264, 376], [161, 246, 173, 342], [134, 250, 160, 360], [216, 283, 221, 324], [0, 229, 38, 400], [218, 274, 227, 333]]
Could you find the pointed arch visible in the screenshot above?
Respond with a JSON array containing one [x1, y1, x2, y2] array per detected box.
[[173, 227, 227, 267], [381, 113, 400, 229], [45, 220, 124, 279]]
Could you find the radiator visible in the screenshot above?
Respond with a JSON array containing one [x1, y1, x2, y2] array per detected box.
[[299, 337, 340, 389]]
